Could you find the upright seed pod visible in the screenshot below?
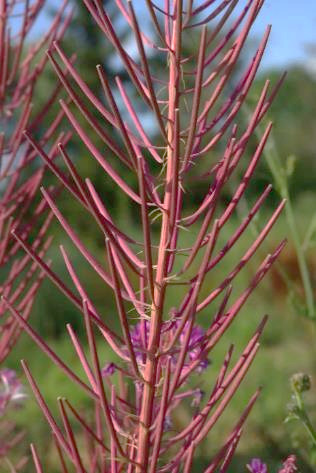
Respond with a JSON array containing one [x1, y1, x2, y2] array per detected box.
[[5, 1, 286, 471]]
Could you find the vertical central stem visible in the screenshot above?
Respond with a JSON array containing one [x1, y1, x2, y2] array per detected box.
[[136, 1, 182, 471]]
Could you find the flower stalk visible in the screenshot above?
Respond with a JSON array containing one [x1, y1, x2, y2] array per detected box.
[[6, 0, 288, 471]]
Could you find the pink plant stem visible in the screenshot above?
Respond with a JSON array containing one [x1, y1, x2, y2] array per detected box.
[[186, 0, 237, 36], [164, 221, 220, 360], [136, 2, 182, 470], [196, 0, 263, 127], [148, 357, 171, 473], [145, 0, 170, 48], [168, 108, 180, 238], [53, 433, 70, 473], [0, 216, 13, 263], [0, 0, 7, 105], [115, 77, 163, 163], [204, 390, 260, 472], [188, 321, 265, 441], [64, 398, 110, 454], [59, 147, 143, 255], [15, 267, 46, 311], [21, 360, 71, 456], [179, 306, 268, 390], [6, 1, 287, 470], [52, 41, 143, 153], [3, 297, 98, 399], [97, 64, 138, 167], [136, 152, 155, 300], [23, 132, 87, 207], [181, 25, 207, 170], [85, 179, 144, 262], [204, 184, 272, 264], [186, 0, 252, 71], [106, 242, 143, 377], [1, 102, 32, 179], [58, 398, 86, 473], [116, 0, 164, 52], [82, 299, 126, 459], [127, 0, 167, 141], [191, 105, 271, 205], [168, 345, 235, 444], [218, 431, 242, 473], [60, 245, 128, 359], [179, 146, 231, 274], [11, 229, 125, 339], [58, 99, 142, 204], [166, 187, 183, 274], [13, 0, 66, 86], [47, 50, 134, 171], [83, 0, 151, 106], [29, 75, 65, 132], [192, 0, 218, 15], [162, 343, 259, 472], [9, 94, 32, 151], [191, 27, 271, 151], [40, 186, 126, 285], [30, 443, 44, 473], [0, 30, 9, 102], [164, 0, 171, 46], [66, 324, 98, 391], [183, 443, 195, 473], [197, 202, 286, 312], [126, 437, 137, 473], [111, 386, 119, 473]]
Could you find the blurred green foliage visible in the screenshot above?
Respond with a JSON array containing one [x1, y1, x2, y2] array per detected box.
[[251, 66, 316, 197]]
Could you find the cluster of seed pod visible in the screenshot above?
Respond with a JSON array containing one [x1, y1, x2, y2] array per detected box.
[[3, 1, 286, 472]]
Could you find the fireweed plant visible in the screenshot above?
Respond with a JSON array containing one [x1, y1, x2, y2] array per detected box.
[[0, 0, 71, 465], [3, 0, 290, 471], [0, 0, 72, 362]]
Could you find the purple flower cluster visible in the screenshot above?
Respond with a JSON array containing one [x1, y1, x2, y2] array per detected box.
[[179, 324, 210, 373], [0, 369, 26, 416], [102, 321, 209, 432], [247, 459, 268, 473], [128, 320, 209, 374], [247, 456, 297, 473], [102, 320, 209, 378]]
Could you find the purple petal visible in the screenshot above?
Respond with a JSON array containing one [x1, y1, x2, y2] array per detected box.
[[102, 363, 116, 376], [247, 458, 268, 473]]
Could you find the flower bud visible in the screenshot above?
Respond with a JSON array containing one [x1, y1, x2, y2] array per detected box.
[[290, 373, 311, 393]]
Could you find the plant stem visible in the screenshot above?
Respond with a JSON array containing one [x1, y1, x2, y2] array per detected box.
[[293, 389, 316, 447], [263, 135, 315, 319], [136, 2, 182, 470]]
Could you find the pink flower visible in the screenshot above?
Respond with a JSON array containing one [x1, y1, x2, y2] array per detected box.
[[128, 320, 209, 375], [0, 369, 26, 416], [278, 455, 297, 473], [247, 458, 268, 473]]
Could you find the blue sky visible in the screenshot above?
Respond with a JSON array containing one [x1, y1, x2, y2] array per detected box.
[[33, 1, 316, 71], [250, 0, 316, 69]]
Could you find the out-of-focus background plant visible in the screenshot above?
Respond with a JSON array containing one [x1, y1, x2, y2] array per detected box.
[[0, 0, 70, 468], [1, 0, 316, 471], [285, 373, 316, 467]]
